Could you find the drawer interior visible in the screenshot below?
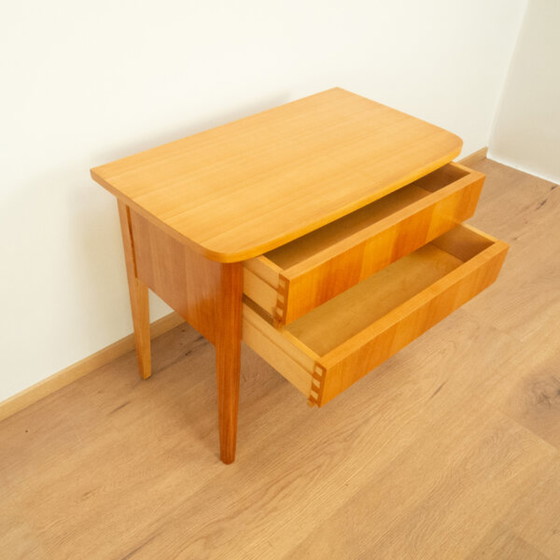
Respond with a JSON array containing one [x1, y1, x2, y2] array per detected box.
[[283, 225, 495, 356], [265, 163, 471, 270]]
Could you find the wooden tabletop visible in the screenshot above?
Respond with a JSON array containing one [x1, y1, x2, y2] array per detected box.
[[91, 88, 462, 262]]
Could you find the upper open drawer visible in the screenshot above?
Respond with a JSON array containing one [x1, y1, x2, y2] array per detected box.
[[244, 162, 485, 326]]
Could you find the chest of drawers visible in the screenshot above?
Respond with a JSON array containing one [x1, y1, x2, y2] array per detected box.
[[91, 88, 508, 463]]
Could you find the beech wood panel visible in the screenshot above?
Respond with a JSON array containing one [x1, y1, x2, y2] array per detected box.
[[129, 209, 223, 344], [243, 225, 509, 406], [244, 162, 485, 324], [214, 263, 244, 464], [117, 201, 152, 379], [243, 310, 315, 396], [90, 88, 462, 262], [128, 206, 244, 462]]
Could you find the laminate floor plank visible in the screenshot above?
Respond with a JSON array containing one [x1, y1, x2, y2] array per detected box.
[[465, 522, 551, 560], [461, 160, 560, 343], [496, 458, 560, 558], [1, 159, 559, 559], [288, 404, 556, 560], [475, 324, 560, 452]]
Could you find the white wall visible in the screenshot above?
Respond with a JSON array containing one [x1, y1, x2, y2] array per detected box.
[[489, 0, 560, 182], [0, 0, 527, 402]]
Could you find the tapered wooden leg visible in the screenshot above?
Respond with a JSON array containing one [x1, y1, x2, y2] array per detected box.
[[117, 200, 152, 379], [128, 278, 151, 379], [215, 263, 244, 464]]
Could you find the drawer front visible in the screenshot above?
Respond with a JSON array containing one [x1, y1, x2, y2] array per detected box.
[[244, 162, 484, 326], [243, 225, 508, 407]]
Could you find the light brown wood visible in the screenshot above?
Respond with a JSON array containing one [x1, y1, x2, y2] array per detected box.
[[244, 162, 485, 324], [0, 311, 183, 423], [91, 92, 476, 464], [215, 263, 244, 464], [126, 205, 245, 461], [243, 300, 318, 397], [92, 89, 502, 465], [118, 200, 152, 378], [129, 207, 223, 344], [244, 224, 508, 406], [91, 88, 462, 262], [1, 158, 559, 560]]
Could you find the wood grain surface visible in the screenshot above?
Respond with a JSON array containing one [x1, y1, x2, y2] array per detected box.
[[244, 162, 484, 325], [118, 201, 152, 379], [129, 207, 224, 344], [244, 226, 508, 406], [2, 159, 559, 558], [91, 88, 462, 262]]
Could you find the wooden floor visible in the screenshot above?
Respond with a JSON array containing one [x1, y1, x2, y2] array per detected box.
[[2, 159, 560, 559]]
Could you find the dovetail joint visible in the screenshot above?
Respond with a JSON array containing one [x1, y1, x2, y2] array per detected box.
[[307, 363, 326, 407], [274, 276, 289, 324]]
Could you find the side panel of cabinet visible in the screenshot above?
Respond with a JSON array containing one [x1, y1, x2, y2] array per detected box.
[[129, 209, 222, 343]]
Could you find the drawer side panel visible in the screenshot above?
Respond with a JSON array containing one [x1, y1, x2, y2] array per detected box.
[[242, 304, 315, 397]]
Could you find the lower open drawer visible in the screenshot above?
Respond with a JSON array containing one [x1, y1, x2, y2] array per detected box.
[[243, 224, 508, 406]]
